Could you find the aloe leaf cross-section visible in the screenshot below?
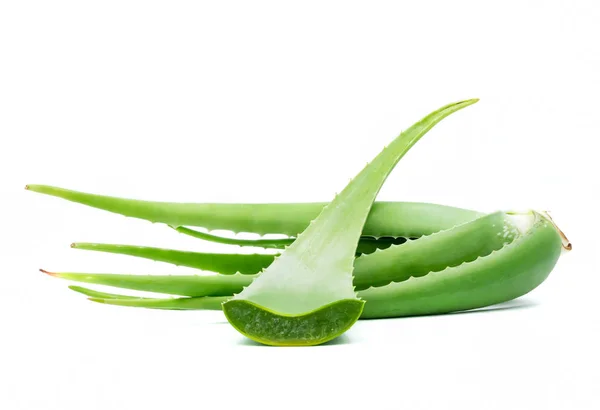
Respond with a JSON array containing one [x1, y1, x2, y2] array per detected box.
[[222, 99, 479, 346]]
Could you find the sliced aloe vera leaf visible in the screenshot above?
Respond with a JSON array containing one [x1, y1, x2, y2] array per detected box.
[[26, 184, 481, 237], [222, 99, 479, 346], [71, 242, 274, 275]]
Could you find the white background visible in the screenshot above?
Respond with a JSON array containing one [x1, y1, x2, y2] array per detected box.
[[1, 1, 599, 409]]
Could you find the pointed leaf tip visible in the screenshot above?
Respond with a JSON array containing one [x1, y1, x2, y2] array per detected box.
[[24, 184, 44, 192], [40, 269, 58, 277], [457, 98, 479, 106]]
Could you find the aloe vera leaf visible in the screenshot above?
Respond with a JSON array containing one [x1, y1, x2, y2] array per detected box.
[[50, 270, 255, 296], [26, 184, 481, 237], [68, 285, 228, 309], [68, 239, 404, 275], [42, 269, 250, 297], [173, 226, 294, 249], [50, 210, 516, 297], [221, 99, 478, 346], [72, 213, 564, 318], [68, 285, 140, 299], [70, 286, 223, 310], [90, 294, 226, 310], [359, 211, 564, 318], [174, 226, 407, 254], [70, 242, 273, 275], [352, 211, 518, 289]]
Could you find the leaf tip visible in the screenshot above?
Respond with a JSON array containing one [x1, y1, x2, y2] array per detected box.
[[24, 184, 42, 192], [459, 98, 479, 107], [40, 269, 58, 277]]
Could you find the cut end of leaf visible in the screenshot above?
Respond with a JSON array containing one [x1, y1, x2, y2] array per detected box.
[[222, 298, 364, 346]]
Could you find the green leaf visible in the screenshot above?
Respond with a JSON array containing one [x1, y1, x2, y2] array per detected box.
[[26, 185, 481, 238], [222, 99, 479, 346]]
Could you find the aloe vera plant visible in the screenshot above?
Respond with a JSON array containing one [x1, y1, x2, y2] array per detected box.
[[28, 98, 570, 346]]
